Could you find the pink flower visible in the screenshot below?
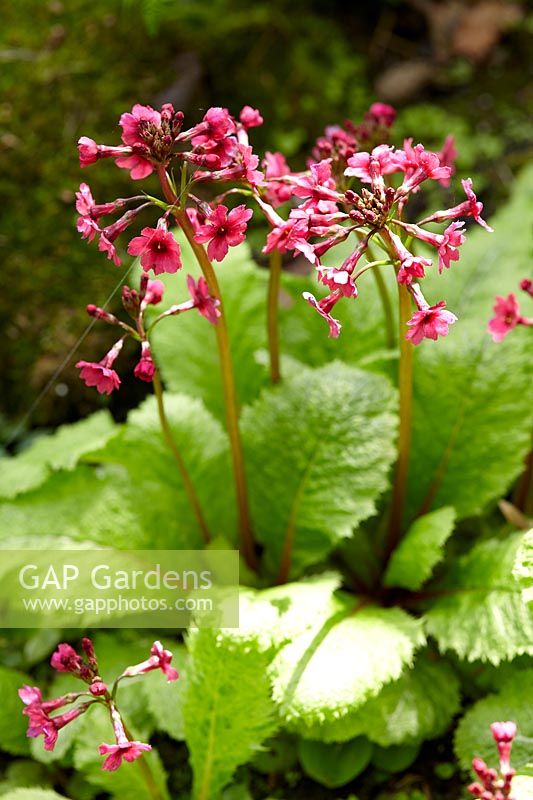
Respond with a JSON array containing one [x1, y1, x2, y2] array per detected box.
[[396, 142, 452, 195], [437, 134, 457, 187], [20, 686, 89, 752], [115, 153, 154, 180], [239, 105, 263, 129], [263, 151, 293, 206], [396, 220, 465, 273], [77, 136, 99, 167], [134, 342, 156, 383], [194, 204, 252, 262], [128, 219, 182, 275], [189, 107, 236, 146], [302, 291, 342, 338], [318, 267, 357, 298], [187, 275, 221, 324], [89, 681, 108, 696], [491, 721, 517, 772], [122, 641, 179, 683], [51, 644, 82, 674], [406, 301, 457, 344], [77, 216, 100, 243], [98, 233, 121, 266], [367, 102, 396, 127], [487, 293, 525, 342], [419, 178, 493, 231], [387, 229, 432, 284], [290, 159, 340, 203], [76, 339, 124, 395], [99, 740, 152, 772], [521, 278, 533, 297], [119, 103, 161, 147], [345, 145, 397, 183], [143, 279, 165, 306]]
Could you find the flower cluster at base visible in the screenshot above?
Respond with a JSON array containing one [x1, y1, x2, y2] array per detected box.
[[468, 721, 517, 799], [19, 638, 178, 771]]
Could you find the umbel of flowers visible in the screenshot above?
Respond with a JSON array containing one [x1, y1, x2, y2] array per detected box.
[[19, 638, 178, 771]]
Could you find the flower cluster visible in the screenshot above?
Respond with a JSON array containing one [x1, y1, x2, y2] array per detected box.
[[19, 638, 178, 770], [468, 721, 517, 799], [74, 99, 499, 398], [76, 271, 220, 394], [487, 280, 533, 342], [256, 132, 494, 342]]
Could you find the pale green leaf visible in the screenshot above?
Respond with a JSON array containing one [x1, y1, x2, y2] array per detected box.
[[406, 165, 533, 520], [242, 362, 398, 578], [150, 239, 268, 420], [424, 533, 533, 664], [514, 529, 533, 602], [0, 412, 115, 500], [86, 393, 236, 545], [384, 507, 456, 590], [183, 627, 278, 800], [270, 597, 425, 742], [0, 791, 69, 800], [343, 652, 461, 746]]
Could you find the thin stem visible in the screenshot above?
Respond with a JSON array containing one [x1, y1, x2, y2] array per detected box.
[[372, 267, 396, 349], [267, 249, 282, 384], [152, 370, 212, 543], [365, 241, 395, 349], [121, 717, 166, 800], [385, 281, 414, 558], [156, 166, 257, 570]]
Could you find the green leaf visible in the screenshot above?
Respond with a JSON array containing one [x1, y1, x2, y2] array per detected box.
[[0, 412, 115, 500], [384, 507, 456, 590], [183, 626, 278, 800], [87, 393, 236, 545], [0, 666, 32, 755], [0, 466, 174, 549], [298, 737, 373, 788], [406, 165, 533, 521], [425, 533, 533, 664], [341, 653, 460, 746], [371, 743, 421, 773], [270, 597, 425, 742], [454, 669, 533, 773], [150, 239, 268, 421], [242, 362, 398, 578]]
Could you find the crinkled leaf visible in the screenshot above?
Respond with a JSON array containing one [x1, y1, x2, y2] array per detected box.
[[384, 507, 456, 590], [406, 165, 533, 521], [0, 665, 32, 755], [150, 239, 268, 421], [455, 669, 533, 773], [344, 652, 461, 746], [0, 412, 115, 500], [270, 597, 425, 742], [86, 393, 236, 544], [514, 529, 533, 602], [183, 626, 278, 800], [242, 362, 398, 578], [424, 533, 533, 664]]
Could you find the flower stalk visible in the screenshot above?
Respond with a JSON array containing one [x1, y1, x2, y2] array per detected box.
[[156, 166, 256, 570], [152, 369, 212, 543], [267, 249, 282, 384]]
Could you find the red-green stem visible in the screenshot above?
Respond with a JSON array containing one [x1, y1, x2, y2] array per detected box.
[[386, 281, 414, 558], [267, 249, 282, 384], [152, 369, 211, 543], [156, 166, 257, 570]]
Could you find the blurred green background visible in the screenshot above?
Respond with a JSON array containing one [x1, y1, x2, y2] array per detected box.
[[1, 0, 531, 442]]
